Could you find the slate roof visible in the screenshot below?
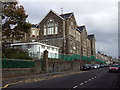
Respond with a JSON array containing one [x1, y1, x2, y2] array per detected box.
[[76, 28, 81, 32], [31, 25, 37, 28], [87, 34, 95, 40], [77, 26, 85, 32], [60, 12, 73, 19]]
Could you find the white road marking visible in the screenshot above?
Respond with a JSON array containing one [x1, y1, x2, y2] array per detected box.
[[85, 81, 88, 83], [80, 83, 84, 85], [92, 77, 94, 79], [73, 86, 78, 88]]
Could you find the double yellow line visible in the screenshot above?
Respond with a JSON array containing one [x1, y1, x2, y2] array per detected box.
[[2, 82, 18, 88]]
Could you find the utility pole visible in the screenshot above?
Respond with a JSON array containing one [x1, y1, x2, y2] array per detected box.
[[61, 7, 65, 56], [62, 9, 65, 55]]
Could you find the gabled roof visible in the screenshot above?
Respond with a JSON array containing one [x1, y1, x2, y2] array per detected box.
[[60, 12, 73, 19], [77, 26, 85, 32], [50, 9, 65, 20], [87, 34, 95, 40], [39, 10, 65, 24]]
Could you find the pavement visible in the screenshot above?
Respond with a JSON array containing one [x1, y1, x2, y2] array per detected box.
[[2, 69, 86, 88]]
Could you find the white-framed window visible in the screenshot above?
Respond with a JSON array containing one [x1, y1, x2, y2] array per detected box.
[[44, 25, 47, 35], [55, 48, 58, 51], [32, 29, 35, 35], [51, 27, 54, 34], [44, 28, 46, 35], [55, 23, 58, 34], [41, 45, 45, 49], [51, 47, 54, 51], [47, 46, 50, 50]]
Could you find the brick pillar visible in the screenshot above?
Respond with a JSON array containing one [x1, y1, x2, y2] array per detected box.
[[43, 50, 48, 73]]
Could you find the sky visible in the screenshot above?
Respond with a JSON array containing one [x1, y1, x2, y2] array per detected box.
[[18, 0, 119, 58]]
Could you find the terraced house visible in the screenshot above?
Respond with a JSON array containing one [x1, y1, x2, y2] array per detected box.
[[38, 10, 96, 58]]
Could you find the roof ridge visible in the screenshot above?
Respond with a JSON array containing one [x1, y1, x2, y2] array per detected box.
[[88, 34, 95, 36], [60, 12, 73, 15], [77, 25, 85, 28]]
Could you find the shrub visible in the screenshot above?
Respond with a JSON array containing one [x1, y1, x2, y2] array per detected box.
[[2, 47, 32, 60]]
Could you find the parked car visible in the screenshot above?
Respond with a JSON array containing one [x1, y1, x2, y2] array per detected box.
[[100, 64, 105, 68], [109, 64, 120, 73], [81, 64, 92, 70], [91, 64, 98, 69]]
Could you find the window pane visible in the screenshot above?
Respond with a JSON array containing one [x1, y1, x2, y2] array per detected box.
[[44, 28, 46, 35], [50, 28, 51, 34], [48, 28, 50, 34], [32, 30, 35, 35], [41, 45, 45, 49], [51, 27, 54, 34], [55, 26, 58, 34]]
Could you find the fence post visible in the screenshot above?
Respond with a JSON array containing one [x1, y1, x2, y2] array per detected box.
[[43, 50, 48, 73]]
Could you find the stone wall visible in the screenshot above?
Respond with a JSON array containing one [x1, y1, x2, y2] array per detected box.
[[2, 68, 36, 78], [48, 60, 74, 73], [2, 60, 42, 78], [2, 59, 90, 78]]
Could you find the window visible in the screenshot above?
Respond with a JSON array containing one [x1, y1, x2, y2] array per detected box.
[[47, 46, 50, 50], [44, 28, 46, 35], [55, 23, 58, 34], [44, 25, 47, 35], [41, 45, 45, 49], [55, 48, 58, 51], [70, 21, 74, 30], [32, 30, 35, 35], [51, 47, 54, 51], [51, 27, 54, 34], [39, 47, 40, 52], [43, 19, 58, 35]]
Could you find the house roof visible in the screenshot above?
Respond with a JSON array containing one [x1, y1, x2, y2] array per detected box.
[[76, 28, 81, 32], [77, 26, 85, 32], [39, 10, 65, 24], [31, 25, 37, 28], [87, 34, 95, 40], [60, 12, 73, 19]]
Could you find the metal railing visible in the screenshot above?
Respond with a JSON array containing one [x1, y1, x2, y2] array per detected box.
[[2, 58, 35, 68]]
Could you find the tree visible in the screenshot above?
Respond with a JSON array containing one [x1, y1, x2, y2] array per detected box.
[[2, 1, 31, 43]]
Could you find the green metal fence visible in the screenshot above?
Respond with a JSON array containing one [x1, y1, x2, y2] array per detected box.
[[81, 56, 92, 61], [2, 58, 35, 68], [50, 53, 106, 64], [95, 59, 106, 64], [49, 53, 92, 61], [58, 54, 83, 61]]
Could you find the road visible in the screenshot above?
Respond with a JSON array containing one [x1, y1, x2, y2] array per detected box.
[[7, 67, 120, 88]]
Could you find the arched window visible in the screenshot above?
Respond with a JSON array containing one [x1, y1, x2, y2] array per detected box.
[[43, 18, 58, 35]]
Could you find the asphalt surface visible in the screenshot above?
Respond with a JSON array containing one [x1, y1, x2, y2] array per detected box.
[[6, 67, 120, 88]]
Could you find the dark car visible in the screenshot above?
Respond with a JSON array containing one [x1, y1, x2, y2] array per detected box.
[[81, 64, 92, 70], [109, 64, 120, 73]]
